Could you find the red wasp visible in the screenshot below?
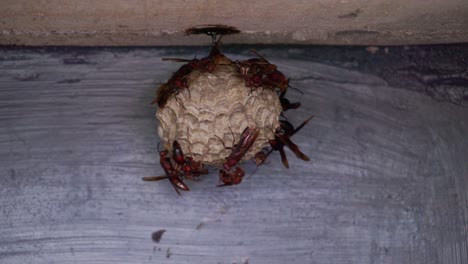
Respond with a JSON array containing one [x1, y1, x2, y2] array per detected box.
[[237, 58, 275, 77], [264, 70, 289, 92], [221, 126, 260, 171], [151, 69, 188, 108], [153, 61, 197, 107], [156, 59, 201, 106], [182, 156, 208, 178], [218, 167, 245, 186], [216, 126, 259, 187], [152, 83, 174, 108], [172, 140, 208, 178], [153, 39, 224, 109], [255, 116, 314, 168], [236, 50, 291, 93], [172, 140, 186, 166], [236, 50, 277, 89], [142, 148, 190, 195]]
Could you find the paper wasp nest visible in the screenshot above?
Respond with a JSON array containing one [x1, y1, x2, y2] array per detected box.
[[156, 54, 282, 166]]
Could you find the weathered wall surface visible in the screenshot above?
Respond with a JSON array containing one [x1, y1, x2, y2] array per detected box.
[[1, 0, 468, 46], [0, 46, 467, 263]]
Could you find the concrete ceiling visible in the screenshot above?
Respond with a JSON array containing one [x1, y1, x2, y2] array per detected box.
[[1, 0, 468, 46]]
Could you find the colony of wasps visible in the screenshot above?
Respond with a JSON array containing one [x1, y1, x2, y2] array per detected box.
[[144, 25, 313, 194]]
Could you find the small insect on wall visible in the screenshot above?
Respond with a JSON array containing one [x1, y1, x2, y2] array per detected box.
[[143, 25, 313, 194]]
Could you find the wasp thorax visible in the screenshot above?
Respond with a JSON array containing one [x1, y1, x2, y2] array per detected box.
[[156, 53, 282, 166]]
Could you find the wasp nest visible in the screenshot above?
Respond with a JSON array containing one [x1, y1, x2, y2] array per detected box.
[[156, 53, 282, 166]]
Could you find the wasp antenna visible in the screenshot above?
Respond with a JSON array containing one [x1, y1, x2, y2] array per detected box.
[[162, 57, 191, 62], [292, 116, 315, 136], [215, 134, 230, 150], [228, 126, 237, 147], [142, 175, 169, 181], [247, 162, 260, 179], [249, 49, 270, 63], [288, 83, 304, 95]]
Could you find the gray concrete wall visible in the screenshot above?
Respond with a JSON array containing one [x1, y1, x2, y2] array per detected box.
[[1, 0, 468, 46]]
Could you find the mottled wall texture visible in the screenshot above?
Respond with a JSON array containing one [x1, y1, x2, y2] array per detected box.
[[1, 0, 468, 46]]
